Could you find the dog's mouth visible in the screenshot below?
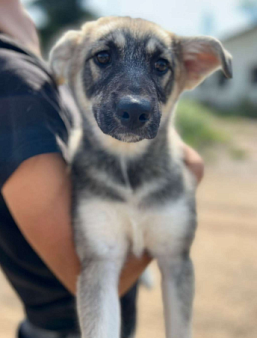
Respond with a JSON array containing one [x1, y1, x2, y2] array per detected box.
[[109, 132, 145, 143]]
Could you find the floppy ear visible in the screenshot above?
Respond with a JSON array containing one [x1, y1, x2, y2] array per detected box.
[[49, 30, 82, 85], [179, 36, 232, 90]]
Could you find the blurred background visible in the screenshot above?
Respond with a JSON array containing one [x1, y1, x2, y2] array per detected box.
[[1, 1, 256, 338]]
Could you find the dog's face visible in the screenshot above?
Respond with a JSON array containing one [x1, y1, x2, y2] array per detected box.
[[50, 17, 232, 143]]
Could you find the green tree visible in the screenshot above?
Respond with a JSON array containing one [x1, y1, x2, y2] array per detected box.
[[28, 0, 95, 53]]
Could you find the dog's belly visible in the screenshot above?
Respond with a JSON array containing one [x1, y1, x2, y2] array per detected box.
[[74, 195, 196, 261]]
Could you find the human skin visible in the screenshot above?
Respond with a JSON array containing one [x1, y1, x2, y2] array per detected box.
[[0, 0, 41, 56], [0, 0, 204, 297]]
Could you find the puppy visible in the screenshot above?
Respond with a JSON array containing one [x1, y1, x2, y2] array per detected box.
[[49, 16, 232, 338]]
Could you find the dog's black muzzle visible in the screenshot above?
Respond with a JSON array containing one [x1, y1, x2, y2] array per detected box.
[[94, 93, 161, 142], [116, 95, 151, 130]]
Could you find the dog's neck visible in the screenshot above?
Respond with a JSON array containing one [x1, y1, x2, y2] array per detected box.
[[71, 110, 183, 191]]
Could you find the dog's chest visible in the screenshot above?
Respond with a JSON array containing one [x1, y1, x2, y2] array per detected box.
[[72, 133, 196, 259], [72, 154, 196, 259], [75, 191, 195, 259]]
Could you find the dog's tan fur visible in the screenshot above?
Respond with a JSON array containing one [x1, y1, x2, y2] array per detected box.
[[50, 17, 231, 157], [49, 16, 232, 338]]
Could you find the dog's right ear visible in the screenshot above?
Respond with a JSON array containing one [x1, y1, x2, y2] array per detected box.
[[178, 36, 232, 90], [49, 30, 82, 85]]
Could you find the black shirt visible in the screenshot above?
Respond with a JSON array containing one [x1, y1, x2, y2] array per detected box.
[[0, 35, 79, 333]]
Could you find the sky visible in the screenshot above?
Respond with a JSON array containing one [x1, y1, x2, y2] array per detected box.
[[23, 0, 252, 39], [85, 0, 250, 38]]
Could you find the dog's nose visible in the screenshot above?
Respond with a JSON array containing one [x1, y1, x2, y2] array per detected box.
[[116, 96, 151, 129]]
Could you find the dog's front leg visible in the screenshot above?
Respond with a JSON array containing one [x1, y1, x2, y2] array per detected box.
[[158, 254, 194, 338], [77, 258, 124, 338]]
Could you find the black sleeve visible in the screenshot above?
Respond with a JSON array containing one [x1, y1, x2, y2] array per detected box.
[[0, 48, 69, 189]]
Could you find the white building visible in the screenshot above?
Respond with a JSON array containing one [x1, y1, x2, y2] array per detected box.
[[188, 25, 257, 109]]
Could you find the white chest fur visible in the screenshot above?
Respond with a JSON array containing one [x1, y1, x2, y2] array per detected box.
[[75, 193, 194, 261]]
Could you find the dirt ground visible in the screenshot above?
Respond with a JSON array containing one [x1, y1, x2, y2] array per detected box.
[[1, 119, 256, 338]]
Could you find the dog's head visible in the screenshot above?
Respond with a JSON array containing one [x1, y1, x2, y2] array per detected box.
[[50, 17, 232, 143]]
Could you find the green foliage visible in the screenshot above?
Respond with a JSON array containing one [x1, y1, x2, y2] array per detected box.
[[229, 147, 247, 160], [28, 0, 95, 52], [175, 100, 229, 151], [211, 99, 257, 119]]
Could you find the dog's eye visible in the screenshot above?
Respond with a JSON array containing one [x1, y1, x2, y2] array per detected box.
[[95, 51, 111, 65], [154, 59, 168, 74]]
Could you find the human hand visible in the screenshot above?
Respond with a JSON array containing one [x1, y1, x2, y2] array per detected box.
[[183, 143, 204, 184]]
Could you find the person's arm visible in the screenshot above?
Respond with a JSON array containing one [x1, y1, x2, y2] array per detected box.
[[1, 153, 152, 297], [0, 0, 41, 56], [2, 145, 203, 297], [2, 153, 80, 294]]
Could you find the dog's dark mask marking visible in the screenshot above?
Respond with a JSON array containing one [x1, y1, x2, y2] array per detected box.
[[82, 30, 175, 142]]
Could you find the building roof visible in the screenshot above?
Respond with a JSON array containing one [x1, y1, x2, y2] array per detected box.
[[222, 24, 257, 43]]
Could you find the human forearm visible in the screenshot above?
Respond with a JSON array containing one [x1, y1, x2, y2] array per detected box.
[[2, 153, 152, 297], [2, 142, 203, 297], [2, 154, 80, 294]]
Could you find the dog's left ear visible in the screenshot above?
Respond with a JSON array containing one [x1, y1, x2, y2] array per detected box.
[[178, 36, 232, 90], [49, 30, 82, 85]]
